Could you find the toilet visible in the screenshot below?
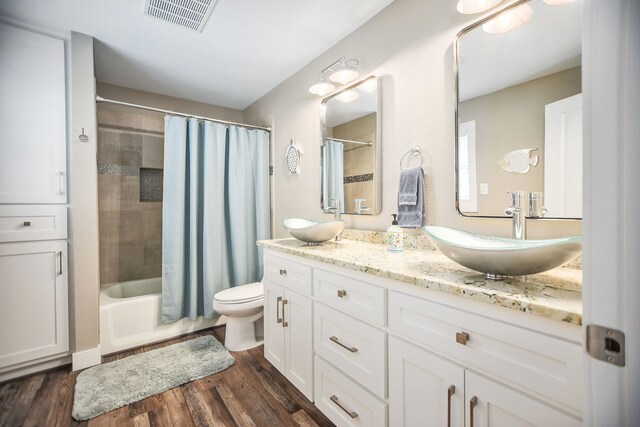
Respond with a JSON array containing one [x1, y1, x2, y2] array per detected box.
[[212, 282, 264, 351]]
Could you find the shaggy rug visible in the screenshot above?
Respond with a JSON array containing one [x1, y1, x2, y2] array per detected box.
[[72, 335, 234, 421]]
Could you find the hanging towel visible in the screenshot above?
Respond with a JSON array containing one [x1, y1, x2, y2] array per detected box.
[[397, 165, 426, 228]]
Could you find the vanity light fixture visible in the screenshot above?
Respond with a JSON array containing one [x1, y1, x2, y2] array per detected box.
[[309, 57, 359, 96], [456, 0, 504, 14], [335, 89, 360, 103], [309, 74, 335, 96], [542, 0, 576, 4], [482, 3, 533, 34]]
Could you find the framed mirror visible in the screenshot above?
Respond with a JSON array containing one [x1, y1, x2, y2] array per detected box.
[[455, 0, 582, 219], [321, 75, 381, 215]]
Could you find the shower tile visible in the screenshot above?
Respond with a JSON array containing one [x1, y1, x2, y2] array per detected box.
[[143, 243, 162, 279], [99, 210, 143, 246], [98, 175, 140, 211], [99, 244, 119, 285], [97, 129, 142, 166], [118, 244, 144, 282], [143, 209, 162, 244], [140, 168, 163, 202], [142, 134, 164, 169]]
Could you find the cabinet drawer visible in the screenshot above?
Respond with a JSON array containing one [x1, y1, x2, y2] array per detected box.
[[0, 206, 67, 242], [315, 356, 387, 427], [314, 269, 386, 326], [263, 253, 312, 295], [315, 302, 386, 398], [388, 291, 582, 412]]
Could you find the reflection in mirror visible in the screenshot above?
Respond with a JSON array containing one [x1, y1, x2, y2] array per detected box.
[[321, 76, 381, 215], [456, 0, 582, 219]]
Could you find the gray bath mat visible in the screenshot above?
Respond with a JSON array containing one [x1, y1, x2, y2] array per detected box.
[[72, 335, 234, 421]]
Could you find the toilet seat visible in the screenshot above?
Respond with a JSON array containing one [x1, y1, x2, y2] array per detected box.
[[214, 282, 263, 304]]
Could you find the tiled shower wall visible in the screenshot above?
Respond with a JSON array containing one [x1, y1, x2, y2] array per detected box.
[[97, 107, 164, 284]]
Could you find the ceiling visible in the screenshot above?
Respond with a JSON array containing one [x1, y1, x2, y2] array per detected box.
[[0, 0, 394, 110], [458, 0, 582, 101]]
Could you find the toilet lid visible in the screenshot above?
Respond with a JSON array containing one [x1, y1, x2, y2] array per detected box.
[[214, 282, 263, 303]]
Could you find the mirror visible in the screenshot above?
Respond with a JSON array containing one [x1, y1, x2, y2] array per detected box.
[[321, 76, 381, 215], [455, 0, 582, 219]]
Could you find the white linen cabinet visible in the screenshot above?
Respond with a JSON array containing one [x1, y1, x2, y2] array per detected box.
[[263, 254, 314, 400], [0, 23, 67, 204], [0, 22, 69, 381]]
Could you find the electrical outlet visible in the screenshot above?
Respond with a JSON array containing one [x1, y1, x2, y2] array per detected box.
[[480, 183, 489, 195]]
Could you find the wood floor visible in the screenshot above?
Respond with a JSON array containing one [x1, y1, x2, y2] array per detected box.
[[0, 327, 335, 427]]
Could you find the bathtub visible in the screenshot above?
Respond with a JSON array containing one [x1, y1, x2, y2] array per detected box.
[[100, 277, 224, 355]]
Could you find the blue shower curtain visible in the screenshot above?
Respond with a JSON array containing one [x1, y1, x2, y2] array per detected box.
[[162, 116, 270, 322], [323, 140, 345, 212]]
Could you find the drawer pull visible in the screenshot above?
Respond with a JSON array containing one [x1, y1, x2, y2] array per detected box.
[[330, 395, 358, 419], [447, 385, 455, 427], [330, 336, 358, 353], [469, 396, 478, 427], [276, 296, 283, 324], [337, 289, 347, 298], [279, 269, 287, 276], [58, 251, 63, 276], [23, 221, 31, 227], [456, 331, 470, 345], [282, 299, 288, 327]]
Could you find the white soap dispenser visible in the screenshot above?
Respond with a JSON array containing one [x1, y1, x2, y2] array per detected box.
[[387, 214, 403, 252]]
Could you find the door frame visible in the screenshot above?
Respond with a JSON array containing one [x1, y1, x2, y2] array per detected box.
[[582, 0, 639, 425]]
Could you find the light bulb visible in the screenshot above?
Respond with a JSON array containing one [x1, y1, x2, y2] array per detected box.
[[482, 4, 533, 34], [308, 74, 335, 96], [329, 69, 359, 84], [456, 0, 503, 14]]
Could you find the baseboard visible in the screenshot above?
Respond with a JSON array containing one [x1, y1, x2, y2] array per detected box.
[[0, 354, 71, 383], [72, 345, 101, 371]]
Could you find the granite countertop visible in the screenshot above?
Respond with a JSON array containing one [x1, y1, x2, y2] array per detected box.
[[257, 238, 582, 325]]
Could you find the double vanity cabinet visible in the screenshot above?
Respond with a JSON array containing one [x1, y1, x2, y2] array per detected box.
[[260, 239, 583, 427]]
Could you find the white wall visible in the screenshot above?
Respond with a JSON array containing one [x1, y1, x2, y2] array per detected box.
[[244, 0, 582, 239]]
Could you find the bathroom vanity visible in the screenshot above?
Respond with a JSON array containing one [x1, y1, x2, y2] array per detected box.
[[258, 237, 582, 427]]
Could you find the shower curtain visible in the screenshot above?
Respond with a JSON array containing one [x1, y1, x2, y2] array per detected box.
[[162, 116, 270, 322], [323, 140, 345, 212]]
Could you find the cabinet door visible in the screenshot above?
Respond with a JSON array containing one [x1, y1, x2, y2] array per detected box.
[[284, 289, 313, 400], [0, 23, 67, 203], [0, 241, 68, 368], [263, 280, 285, 373], [464, 371, 580, 427], [389, 336, 464, 427]]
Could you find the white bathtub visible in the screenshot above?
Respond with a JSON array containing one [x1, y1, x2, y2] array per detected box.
[[100, 277, 223, 355]]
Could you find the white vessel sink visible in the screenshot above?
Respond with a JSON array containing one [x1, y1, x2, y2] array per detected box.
[[284, 218, 345, 244], [422, 225, 582, 278]]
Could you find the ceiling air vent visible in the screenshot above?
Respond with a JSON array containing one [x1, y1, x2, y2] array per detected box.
[[143, 0, 218, 32]]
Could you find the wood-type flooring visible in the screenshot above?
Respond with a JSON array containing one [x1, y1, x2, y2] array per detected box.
[[0, 327, 335, 427]]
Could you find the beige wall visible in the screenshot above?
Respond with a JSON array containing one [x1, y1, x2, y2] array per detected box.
[[244, 0, 581, 238], [333, 113, 376, 213], [70, 32, 100, 352], [459, 67, 581, 216]]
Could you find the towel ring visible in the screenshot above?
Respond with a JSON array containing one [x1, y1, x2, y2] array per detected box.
[[400, 146, 423, 169]]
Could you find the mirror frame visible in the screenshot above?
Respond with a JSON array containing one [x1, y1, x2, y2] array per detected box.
[[320, 75, 382, 215], [453, 0, 581, 221]]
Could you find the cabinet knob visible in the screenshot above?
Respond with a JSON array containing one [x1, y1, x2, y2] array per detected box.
[[337, 289, 347, 298], [279, 269, 287, 276], [456, 332, 470, 345], [23, 221, 31, 227]]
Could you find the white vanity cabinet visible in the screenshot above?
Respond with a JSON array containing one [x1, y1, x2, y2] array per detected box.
[[0, 23, 67, 204], [263, 254, 314, 400], [260, 247, 583, 427]]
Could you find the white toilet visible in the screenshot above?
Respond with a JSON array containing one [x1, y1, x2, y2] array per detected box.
[[212, 282, 264, 351]]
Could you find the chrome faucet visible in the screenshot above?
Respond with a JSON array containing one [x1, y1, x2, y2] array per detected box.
[[505, 191, 527, 239], [327, 198, 342, 241], [354, 198, 370, 214]]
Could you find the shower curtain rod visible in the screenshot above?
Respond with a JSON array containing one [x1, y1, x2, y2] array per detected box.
[[326, 137, 372, 146], [95, 95, 271, 132]]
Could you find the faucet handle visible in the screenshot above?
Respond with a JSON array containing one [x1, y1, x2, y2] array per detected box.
[[504, 206, 520, 216]]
